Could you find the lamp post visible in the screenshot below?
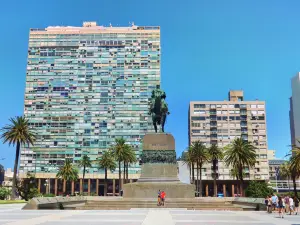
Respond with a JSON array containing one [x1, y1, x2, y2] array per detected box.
[[44, 179, 48, 194], [275, 166, 280, 193]]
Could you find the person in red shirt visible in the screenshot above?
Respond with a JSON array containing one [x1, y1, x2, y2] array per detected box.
[[161, 191, 166, 206]]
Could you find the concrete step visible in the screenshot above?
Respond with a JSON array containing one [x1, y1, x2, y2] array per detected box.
[[86, 202, 229, 205], [86, 202, 233, 205], [74, 198, 252, 211], [77, 206, 243, 211], [85, 204, 241, 209], [77, 200, 244, 210]]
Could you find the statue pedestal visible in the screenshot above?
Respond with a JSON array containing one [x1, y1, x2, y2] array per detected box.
[[123, 133, 195, 198]]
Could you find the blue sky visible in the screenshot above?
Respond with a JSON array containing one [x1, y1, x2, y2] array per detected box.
[[0, 0, 299, 168]]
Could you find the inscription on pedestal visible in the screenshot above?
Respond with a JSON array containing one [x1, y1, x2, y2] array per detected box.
[[143, 133, 175, 151], [141, 133, 176, 164]]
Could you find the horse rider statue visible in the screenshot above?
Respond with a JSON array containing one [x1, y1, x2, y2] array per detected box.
[[149, 85, 170, 133]]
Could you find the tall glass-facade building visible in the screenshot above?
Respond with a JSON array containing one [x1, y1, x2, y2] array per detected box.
[[20, 22, 160, 183]]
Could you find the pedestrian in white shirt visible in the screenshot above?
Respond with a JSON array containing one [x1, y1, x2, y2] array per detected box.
[[289, 196, 294, 215]]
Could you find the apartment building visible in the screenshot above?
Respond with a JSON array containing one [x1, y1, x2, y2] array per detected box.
[[20, 22, 160, 195], [188, 90, 269, 196], [267, 150, 276, 160]]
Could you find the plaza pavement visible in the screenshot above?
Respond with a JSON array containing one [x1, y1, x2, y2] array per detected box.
[[0, 204, 299, 225]]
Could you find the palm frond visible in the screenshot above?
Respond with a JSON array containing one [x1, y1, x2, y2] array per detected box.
[[56, 159, 79, 181], [98, 150, 117, 172], [0, 116, 36, 146]]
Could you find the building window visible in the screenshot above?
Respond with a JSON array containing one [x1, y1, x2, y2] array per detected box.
[[194, 104, 206, 108], [191, 116, 205, 121], [194, 110, 206, 114], [192, 130, 200, 133]]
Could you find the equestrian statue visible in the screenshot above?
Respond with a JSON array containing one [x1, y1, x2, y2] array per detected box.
[[149, 85, 170, 133]]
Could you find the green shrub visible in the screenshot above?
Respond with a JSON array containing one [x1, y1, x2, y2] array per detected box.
[[28, 188, 41, 199], [245, 181, 273, 198], [16, 173, 41, 201], [43, 193, 55, 197], [0, 187, 11, 200]]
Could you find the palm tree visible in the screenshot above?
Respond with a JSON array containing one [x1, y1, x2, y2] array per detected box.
[[191, 141, 209, 197], [98, 151, 116, 194], [290, 143, 300, 197], [111, 138, 128, 192], [123, 145, 137, 183], [279, 161, 291, 191], [286, 140, 300, 197], [290, 159, 300, 198], [78, 155, 92, 194], [0, 116, 36, 199], [56, 159, 79, 194], [208, 144, 223, 197], [224, 138, 256, 196], [182, 149, 195, 184]]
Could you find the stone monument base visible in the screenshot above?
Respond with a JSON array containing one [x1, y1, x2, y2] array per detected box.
[[123, 181, 195, 198], [123, 133, 195, 199], [123, 163, 195, 199]]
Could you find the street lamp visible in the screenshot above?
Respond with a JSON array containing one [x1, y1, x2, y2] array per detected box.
[[44, 179, 51, 194], [275, 166, 280, 193]]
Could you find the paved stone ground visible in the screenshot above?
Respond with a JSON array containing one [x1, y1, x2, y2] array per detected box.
[[0, 204, 299, 225]]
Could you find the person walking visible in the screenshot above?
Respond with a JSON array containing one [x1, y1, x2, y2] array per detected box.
[[271, 193, 278, 211], [265, 196, 269, 213], [289, 196, 294, 215], [277, 196, 284, 218], [157, 190, 161, 206], [268, 195, 273, 213], [284, 195, 290, 214], [294, 196, 299, 215]]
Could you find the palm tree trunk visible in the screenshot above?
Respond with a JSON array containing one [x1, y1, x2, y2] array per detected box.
[[105, 168, 107, 196], [238, 166, 244, 196], [213, 172, 217, 197], [118, 161, 121, 193], [239, 180, 243, 197], [123, 161, 126, 184], [199, 163, 203, 197], [236, 176, 240, 196], [288, 175, 291, 192], [213, 160, 217, 197], [82, 165, 86, 194], [126, 163, 129, 183], [292, 175, 298, 197], [192, 163, 195, 184], [189, 164, 191, 183], [196, 161, 199, 196], [11, 141, 20, 200], [67, 180, 70, 195]]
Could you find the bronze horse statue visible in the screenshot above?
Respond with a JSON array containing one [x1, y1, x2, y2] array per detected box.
[[149, 85, 170, 133]]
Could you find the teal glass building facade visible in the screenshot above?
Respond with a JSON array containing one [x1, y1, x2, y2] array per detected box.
[[20, 22, 160, 177]]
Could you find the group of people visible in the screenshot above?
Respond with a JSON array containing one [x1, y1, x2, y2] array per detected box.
[[157, 190, 166, 206], [265, 193, 299, 218]]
